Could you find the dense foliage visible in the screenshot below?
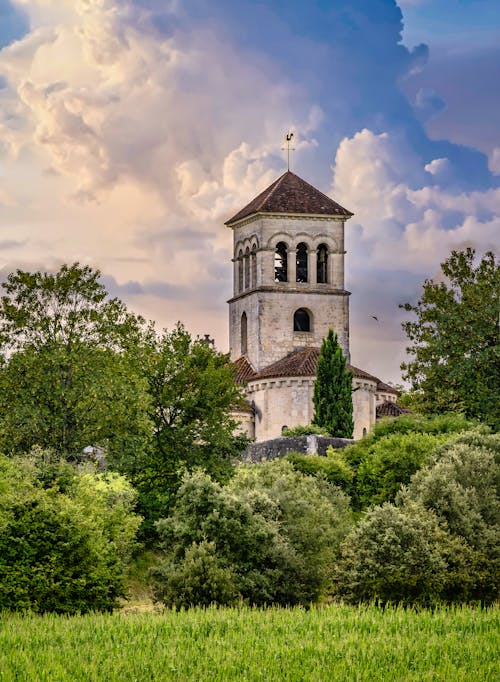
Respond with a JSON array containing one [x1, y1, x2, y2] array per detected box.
[[401, 249, 499, 429], [133, 324, 248, 534], [0, 263, 152, 463], [335, 430, 499, 605], [287, 413, 477, 510], [312, 329, 353, 438], [0, 451, 141, 613], [152, 460, 353, 607]]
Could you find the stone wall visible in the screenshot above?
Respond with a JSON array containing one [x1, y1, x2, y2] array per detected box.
[[240, 434, 355, 463]]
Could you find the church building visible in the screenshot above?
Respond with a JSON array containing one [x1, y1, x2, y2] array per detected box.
[[225, 170, 399, 441]]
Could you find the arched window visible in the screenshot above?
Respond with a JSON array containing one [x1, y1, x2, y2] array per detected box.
[[293, 308, 311, 332], [317, 244, 328, 284], [241, 312, 248, 354], [274, 242, 288, 282], [251, 245, 257, 288], [237, 249, 243, 292], [244, 246, 250, 290], [296, 242, 308, 282]]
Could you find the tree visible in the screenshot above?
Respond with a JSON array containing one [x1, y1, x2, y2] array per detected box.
[[134, 324, 249, 532], [0, 264, 152, 463], [152, 461, 353, 607], [312, 329, 353, 438], [401, 249, 499, 429], [334, 502, 475, 606], [0, 451, 141, 613], [398, 430, 500, 603]]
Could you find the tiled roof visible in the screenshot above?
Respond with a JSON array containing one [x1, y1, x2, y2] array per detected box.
[[244, 347, 380, 384], [225, 171, 353, 225], [376, 380, 400, 396], [376, 401, 412, 418], [232, 355, 257, 384]]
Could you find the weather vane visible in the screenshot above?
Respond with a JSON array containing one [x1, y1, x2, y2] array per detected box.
[[282, 131, 295, 171]]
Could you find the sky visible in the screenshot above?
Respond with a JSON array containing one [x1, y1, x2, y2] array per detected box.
[[0, 0, 498, 385]]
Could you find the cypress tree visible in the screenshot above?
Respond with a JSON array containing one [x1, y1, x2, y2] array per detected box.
[[312, 329, 354, 438]]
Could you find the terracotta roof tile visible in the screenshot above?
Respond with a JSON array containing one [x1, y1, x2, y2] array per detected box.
[[225, 171, 353, 225], [232, 355, 257, 384], [376, 380, 400, 395], [248, 347, 380, 383], [376, 401, 412, 418]]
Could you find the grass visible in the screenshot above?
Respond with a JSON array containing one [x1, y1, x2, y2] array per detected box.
[[1, 604, 498, 681]]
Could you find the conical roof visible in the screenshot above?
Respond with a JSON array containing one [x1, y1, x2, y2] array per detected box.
[[225, 171, 353, 225]]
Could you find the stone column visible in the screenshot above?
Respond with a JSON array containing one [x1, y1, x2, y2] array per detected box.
[[288, 248, 296, 284], [308, 248, 317, 285]]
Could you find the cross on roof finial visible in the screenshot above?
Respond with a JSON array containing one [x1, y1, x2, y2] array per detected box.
[[281, 131, 295, 171]]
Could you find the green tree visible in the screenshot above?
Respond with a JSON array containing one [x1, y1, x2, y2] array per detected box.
[[0, 264, 152, 463], [399, 430, 500, 602], [341, 413, 479, 510], [401, 248, 499, 429], [312, 329, 353, 438], [152, 461, 353, 607], [135, 324, 249, 532], [0, 451, 141, 613], [334, 502, 475, 606]]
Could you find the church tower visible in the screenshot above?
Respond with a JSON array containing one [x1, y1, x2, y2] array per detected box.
[[225, 171, 353, 371]]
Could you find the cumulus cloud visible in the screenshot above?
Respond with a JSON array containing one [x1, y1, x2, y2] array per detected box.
[[0, 0, 497, 382]]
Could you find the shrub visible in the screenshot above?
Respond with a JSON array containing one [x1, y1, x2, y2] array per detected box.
[[334, 502, 475, 605], [282, 424, 330, 437], [153, 461, 353, 607], [341, 413, 480, 509], [0, 452, 141, 613], [398, 431, 500, 603], [286, 449, 354, 494]]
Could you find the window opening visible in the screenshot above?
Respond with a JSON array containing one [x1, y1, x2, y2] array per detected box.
[[251, 245, 257, 288], [317, 244, 328, 284], [274, 242, 288, 282], [244, 247, 250, 290], [237, 250, 243, 292], [293, 308, 311, 332], [241, 312, 248, 355], [296, 242, 308, 282]]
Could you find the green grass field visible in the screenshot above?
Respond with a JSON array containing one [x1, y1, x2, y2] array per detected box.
[[1, 604, 498, 681]]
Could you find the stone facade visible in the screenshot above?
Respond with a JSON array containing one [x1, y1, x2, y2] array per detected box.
[[228, 214, 350, 369], [226, 171, 398, 443]]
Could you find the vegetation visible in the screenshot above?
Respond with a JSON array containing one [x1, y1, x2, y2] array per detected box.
[[401, 248, 499, 429], [340, 413, 479, 508], [281, 424, 330, 437], [335, 430, 499, 605], [0, 605, 498, 681], [312, 329, 353, 438], [0, 451, 141, 613], [0, 259, 498, 616], [152, 460, 352, 607], [0, 263, 152, 464], [134, 324, 248, 535]]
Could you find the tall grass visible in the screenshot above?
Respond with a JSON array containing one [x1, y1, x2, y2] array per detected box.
[[1, 604, 498, 681]]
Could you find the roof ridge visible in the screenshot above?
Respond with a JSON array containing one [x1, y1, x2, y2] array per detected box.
[[256, 171, 289, 211]]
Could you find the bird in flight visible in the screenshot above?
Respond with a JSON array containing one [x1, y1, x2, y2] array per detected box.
[[371, 315, 379, 322]]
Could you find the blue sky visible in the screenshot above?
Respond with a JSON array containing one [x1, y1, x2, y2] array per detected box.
[[0, 0, 498, 383]]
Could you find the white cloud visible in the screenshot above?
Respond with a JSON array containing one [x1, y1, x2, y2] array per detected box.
[[489, 148, 500, 175], [333, 128, 499, 274]]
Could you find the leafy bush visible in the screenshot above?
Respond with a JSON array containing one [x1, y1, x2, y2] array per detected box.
[[341, 413, 480, 509], [286, 449, 354, 494], [152, 461, 353, 607], [0, 452, 141, 613], [334, 502, 475, 605], [282, 424, 330, 437], [398, 431, 500, 602], [355, 431, 449, 508]]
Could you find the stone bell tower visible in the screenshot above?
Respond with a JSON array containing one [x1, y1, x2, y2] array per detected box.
[[225, 171, 353, 370]]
